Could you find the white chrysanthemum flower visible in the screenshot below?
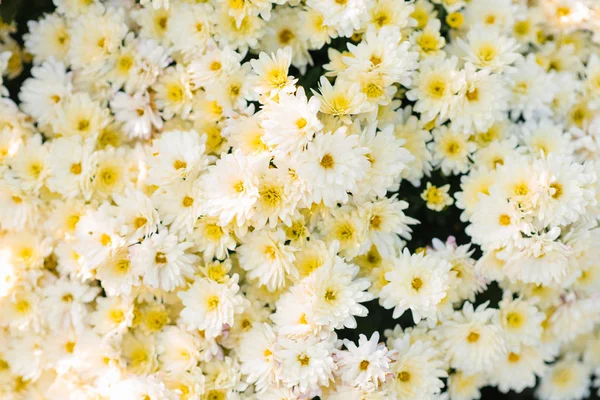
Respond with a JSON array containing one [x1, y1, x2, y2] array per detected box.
[[46, 136, 91, 199], [41, 277, 100, 333], [261, 87, 322, 157], [447, 371, 487, 400], [455, 167, 497, 221], [304, 253, 373, 330], [385, 335, 446, 399], [67, 9, 128, 70], [549, 295, 600, 344], [178, 275, 246, 339], [380, 248, 451, 324], [355, 123, 413, 199], [276, 334, 337, 394], [112, 188, 159, 244], [466, 189, 524, 249], [429, 237, 485, 303], [192, 217, 236, 262], [200, 150, 264, 227], [306, 0, 370, 37], [238, 228, 297, 292], [52, 92, 109, 139], [238, 323, 278, 392], [458, 26, 521, 73], [428, 125, 476, 175], [19, 59, 71, 125], [506, 54, 557, 121], [165, 3, 210, 57], [343, 26, 418, 87], [131, 228, 197, 292], [335, 332, 393, 391], [534, 154, 596, 227], [450, 64, 508, 135], [439, 302, 506, 374], [407, 55, 462, 123], [152, 178, 203, 236], [96, 247, 139, 296], [89, 295, 134, 337], [490, 345, 550, 393], [250, 47, 297, 99], [519, 118, 571, 156], [296, 127, 370, 207], [498, 293, 545, 350], [537, 357, 591, 400], [313, 77, 370, 125], [360, 196, 418, 257], [319, 204, 368, 259], [157, 326, 201, 374], [24, 14, 70, 63], [502, 229, 571, 286], [111, 91, 163, 140], [252, 166, 299, 229], [7, 134, 48, 193], [74, 204, 126, 271]]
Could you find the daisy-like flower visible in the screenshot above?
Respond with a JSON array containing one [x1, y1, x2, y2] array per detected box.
[[157, 326, 201, 374], [24, 14, 70, 63], [7, 134, 48, 193], [306, 0, 370, 37], [46, 136, 90, 199], [313, 77, 370, 125], [429, 125, 476, 175], [237, 228, 297, 292], [458, 25, 521, 73], [250, 47, 297, 99], [304, 252, 373, 330], [537, 357, 592, 400], [360, 196, 418, 257], [89, 295, 134, 337], [110, 91, 163, 140], [335, 332, 393, 391], [506, 54, 557, 121], [490, 345, 550, 394], [261, 87, 322, 157], [200, 150, 264, 228], [131, 228, 198, 292], [498, 293, 545, 351], [96, 247, 139, 296], [237, 323, 278, 392], [41, 277, 100, 333], [447, 371, 487, 400], [296, 127, 370, 207], [450, 63, 509, 135], [439, 301, 507, 374], [112, 188, 159, 244], [52, 92, 109, 139], [407, 55, 462, 123], [192, 217, 236, 262], [178, 275, 247, 339], [421, 182, 454, 211], [276, 334, 337, 394], [18, 59, 71, 125], [534, 154, 596, 227], [74, 204, 126, 271], [385, 335, 447, 399], [152, 177, 203, 236], [380, 249, 451, 324], [355, 123, 414, 199]]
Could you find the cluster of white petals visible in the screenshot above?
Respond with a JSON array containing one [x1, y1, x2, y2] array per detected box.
[[0, 0, 599, 399]]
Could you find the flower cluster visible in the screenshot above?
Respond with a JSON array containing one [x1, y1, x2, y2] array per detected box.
[[0, 0, 599, 399]]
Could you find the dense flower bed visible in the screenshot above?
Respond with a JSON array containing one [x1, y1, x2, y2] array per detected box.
[[0, 0, 599, 399]]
